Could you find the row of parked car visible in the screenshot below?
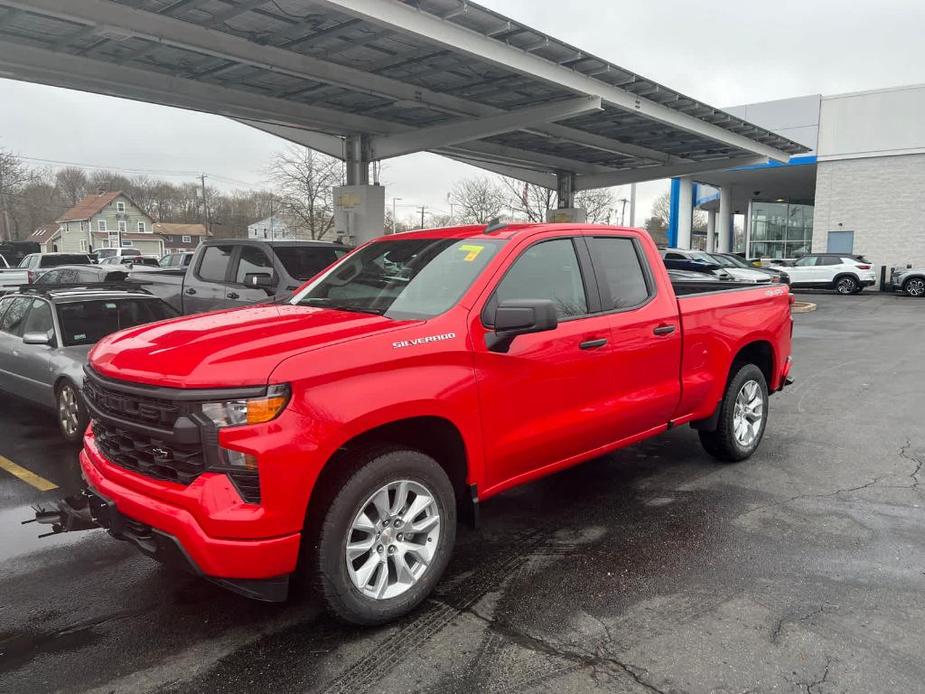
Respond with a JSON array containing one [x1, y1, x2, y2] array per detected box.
[[661, 248, 888, 295]]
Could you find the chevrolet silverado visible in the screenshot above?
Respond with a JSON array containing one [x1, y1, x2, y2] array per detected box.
[[78, 223, 794, 625]]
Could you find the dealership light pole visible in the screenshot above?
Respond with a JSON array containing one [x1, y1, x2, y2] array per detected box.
[[391, 197, 401, 234]]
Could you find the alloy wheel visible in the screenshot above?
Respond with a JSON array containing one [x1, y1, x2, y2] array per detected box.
[[58, 386, 80, 437], [345, 479, 441, 600], [732, 380, 764, 447], [906, 278, 925, 297], [836, 277, 856, 294]]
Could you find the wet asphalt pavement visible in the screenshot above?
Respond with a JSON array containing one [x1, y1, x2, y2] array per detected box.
[[1, 291, 924, 694]]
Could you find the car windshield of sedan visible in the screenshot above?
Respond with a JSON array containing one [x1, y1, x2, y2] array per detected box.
[[292, 238, 504, 319], [57, 298, 178, 346], [710, 254, 749, 269]]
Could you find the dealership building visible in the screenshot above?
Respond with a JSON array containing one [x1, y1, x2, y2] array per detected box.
[[669, 83, 925, 279]]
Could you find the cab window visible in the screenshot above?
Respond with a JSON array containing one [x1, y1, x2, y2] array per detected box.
[[494, 239, 588, 320], [0, 297, 33, 337], [235, 246, 275, 285], [197, 245, 234, 282], [23, 299, 54, 336]]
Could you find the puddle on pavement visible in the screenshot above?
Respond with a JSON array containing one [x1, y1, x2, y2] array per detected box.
[[0, 504, 98, 564]]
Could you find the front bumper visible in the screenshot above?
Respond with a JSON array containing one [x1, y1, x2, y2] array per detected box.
[[81, 441, 300, 600]]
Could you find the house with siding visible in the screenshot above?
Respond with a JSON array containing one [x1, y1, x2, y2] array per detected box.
[[28, 191, 163, 256], [153, 223, 211, 252]]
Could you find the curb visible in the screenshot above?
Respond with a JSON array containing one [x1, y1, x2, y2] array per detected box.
[[792, 301, 817, 314]]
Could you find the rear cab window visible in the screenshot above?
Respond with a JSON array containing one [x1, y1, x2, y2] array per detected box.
[[274, 245, 346, 281]]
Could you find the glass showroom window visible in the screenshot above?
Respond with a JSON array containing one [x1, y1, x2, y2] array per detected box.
[[749, 201, 814, 260]]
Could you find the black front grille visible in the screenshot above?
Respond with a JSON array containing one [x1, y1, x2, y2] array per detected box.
[[84, 368, 263, 504], [83, 378, 180, 429], [94, 420, 205, 485]]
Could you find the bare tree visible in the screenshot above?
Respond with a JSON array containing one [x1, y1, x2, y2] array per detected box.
[[499, 177, 554, 222], [575, 188, 617, 224], [267, 146, 342, 240], [0, 149, 38, 240], [649, 190, 707, 236], [54, 167, 90, 207], [449, 177, 507, 224]]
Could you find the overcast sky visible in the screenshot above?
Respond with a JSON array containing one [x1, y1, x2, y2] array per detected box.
[[1, 0, 924, 226]]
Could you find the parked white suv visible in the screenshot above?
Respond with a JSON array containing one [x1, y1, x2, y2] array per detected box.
[[770, 254, 876, 294]]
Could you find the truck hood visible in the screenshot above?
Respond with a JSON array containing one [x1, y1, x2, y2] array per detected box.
[[89, 304, 411, 388]]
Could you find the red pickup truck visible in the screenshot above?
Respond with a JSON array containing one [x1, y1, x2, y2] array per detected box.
[[79, 223, 793, 624]]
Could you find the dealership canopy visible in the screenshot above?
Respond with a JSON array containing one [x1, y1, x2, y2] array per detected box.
[[0, 0, 809, 191]]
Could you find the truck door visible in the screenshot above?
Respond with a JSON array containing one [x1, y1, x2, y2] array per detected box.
[[471, 235, 618, 491], [226, 245, 278, 307], [186, 244, 237, 313], [585, 235, 682, 437]]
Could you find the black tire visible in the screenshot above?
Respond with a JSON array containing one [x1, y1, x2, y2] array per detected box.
[[56, 380, 89, 443], [834, 275, 858, 295], [698, 363, 769, 463], [308, 446, 456, 625], [903, 277, 925, 297]]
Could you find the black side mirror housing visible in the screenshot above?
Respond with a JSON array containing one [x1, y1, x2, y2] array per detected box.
[[244, 272, 274, 289], [486, 299, 558, 353]]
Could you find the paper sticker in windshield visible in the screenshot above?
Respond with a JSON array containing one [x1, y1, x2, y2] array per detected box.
[[459, 245, 485, 262], [393, 332, 457, 349]]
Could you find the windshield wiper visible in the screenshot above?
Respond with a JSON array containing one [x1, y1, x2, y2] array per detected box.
[[298, 297, 387, 315]]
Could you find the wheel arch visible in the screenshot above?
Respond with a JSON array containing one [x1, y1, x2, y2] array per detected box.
[[693, 340, 775, 433], [832, 272, 860, 290], [306, 415, 474, 532]]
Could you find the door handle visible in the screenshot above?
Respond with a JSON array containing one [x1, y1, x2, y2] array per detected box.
[[227, 292, 240, 300], [579, 338, 608, 350], [185, 288, 197, 295], [653, 324, 676, 336]]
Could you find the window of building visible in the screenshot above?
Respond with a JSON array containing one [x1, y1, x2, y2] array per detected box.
[[79, 239, 88, 252], [118, 220, 127, 233], [121, 240, 134, 247], [137, 222, 147, 233], [495, 239, 588, 320], [588, 237, 651, 310], [98, 219, 107, 232], [182, 235, 192, 243], [748, 201, 814, 259], [116, 201, 126, 213]]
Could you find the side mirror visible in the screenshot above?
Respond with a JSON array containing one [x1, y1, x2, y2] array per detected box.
[[23, 330, 54, 346], [486, 299, 558, 353], [244, 272, 274, 289]]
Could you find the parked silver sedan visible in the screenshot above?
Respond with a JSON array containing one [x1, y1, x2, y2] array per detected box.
[[0, 287, 178, 441]]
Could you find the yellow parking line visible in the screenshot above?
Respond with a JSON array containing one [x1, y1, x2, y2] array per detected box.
[[0, 455, 58, 492]]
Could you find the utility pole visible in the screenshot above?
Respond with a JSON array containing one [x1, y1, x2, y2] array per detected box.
[[200, 174, 212, 235], [419, 206, 426, 229], [617, 198, 629, 226]]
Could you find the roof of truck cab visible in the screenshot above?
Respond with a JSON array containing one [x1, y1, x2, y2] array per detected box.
[[380, 222, 640, 242]]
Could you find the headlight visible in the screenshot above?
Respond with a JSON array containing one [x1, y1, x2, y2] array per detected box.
[[201, 384, 290, 428]]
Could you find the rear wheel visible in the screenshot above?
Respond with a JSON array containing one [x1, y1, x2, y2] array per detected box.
[[835, 276, 858, 294], [56, 380, 88, 443], [309, 446, 456, 625], [903, 277, 925, 297], [699, 363, 769, 462]]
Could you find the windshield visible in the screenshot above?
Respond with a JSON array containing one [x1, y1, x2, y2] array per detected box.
[[292, 238, 503, 319], [709, 254, 745, 268], [57, 298, 178, 346], [274, 245, 347, 281], [687, 251, 718, 264]]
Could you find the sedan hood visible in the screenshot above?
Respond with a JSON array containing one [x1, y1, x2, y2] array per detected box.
[[89, 304, 410, 388]]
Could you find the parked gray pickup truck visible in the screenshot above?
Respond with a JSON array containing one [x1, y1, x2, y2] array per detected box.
[[130, 238, 348, 314]]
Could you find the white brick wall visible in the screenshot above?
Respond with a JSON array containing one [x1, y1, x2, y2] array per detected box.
[[812, 154, 925, 283]]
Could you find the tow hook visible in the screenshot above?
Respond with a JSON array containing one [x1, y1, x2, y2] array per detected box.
[[22, 491, 99, 538]]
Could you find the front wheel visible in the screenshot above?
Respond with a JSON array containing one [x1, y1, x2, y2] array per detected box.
[[57, 380, 88, 443], [835, 276, 858, 294], [903, 277, 925, 297], [699, 364, 769, 462], [310, 447, 456, 625]]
